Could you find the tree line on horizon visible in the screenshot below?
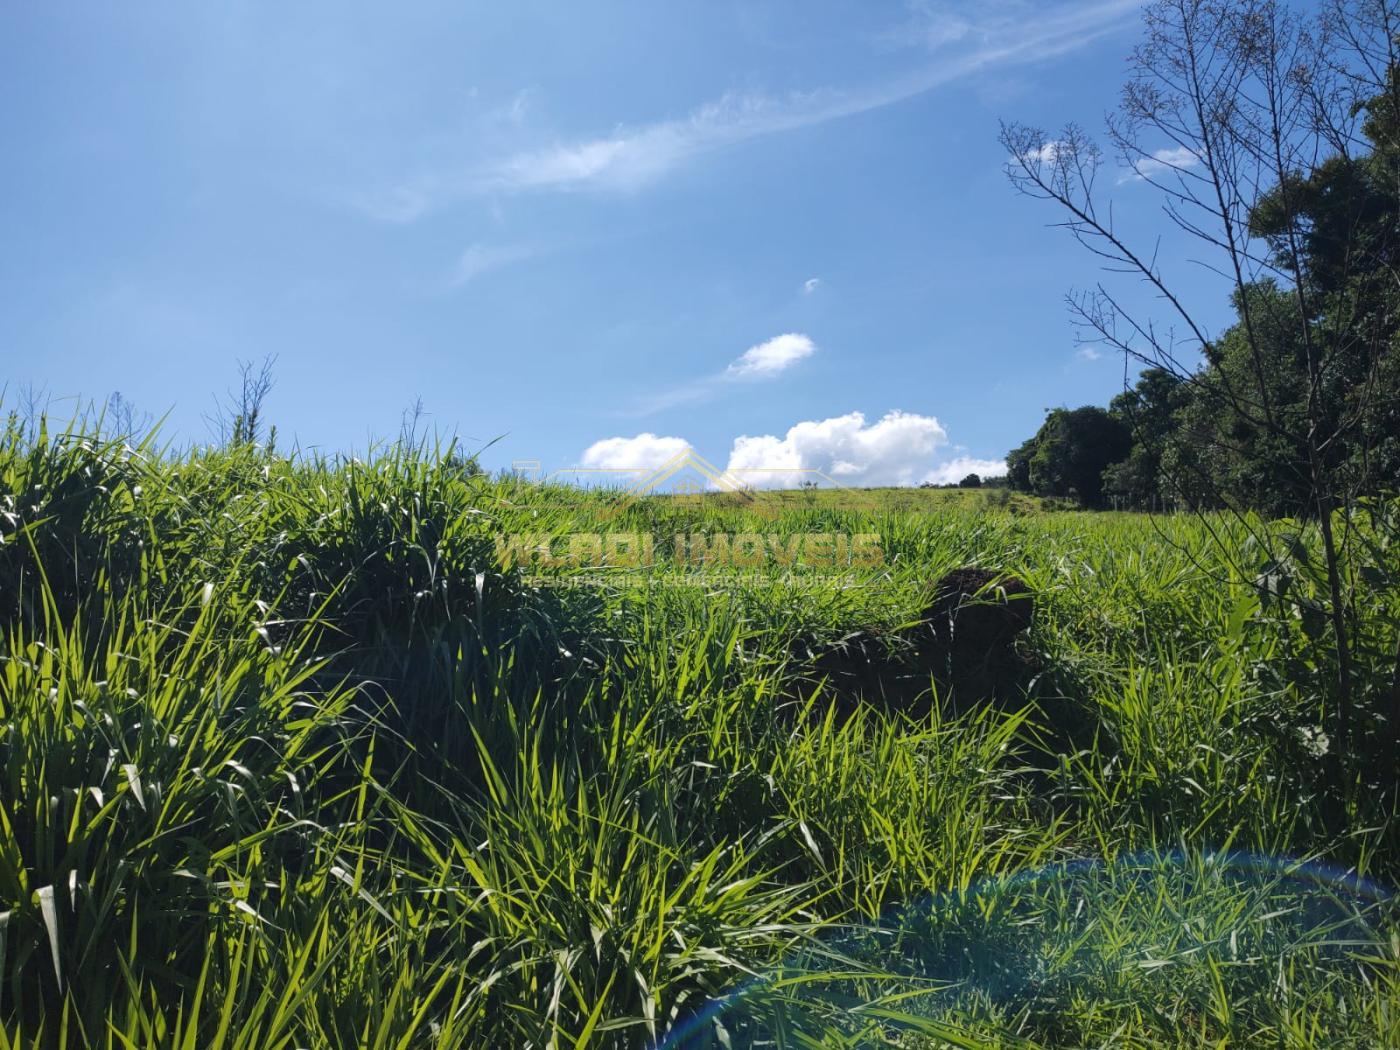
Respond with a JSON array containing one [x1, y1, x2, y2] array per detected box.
[[1001, 0, 1399, 518]]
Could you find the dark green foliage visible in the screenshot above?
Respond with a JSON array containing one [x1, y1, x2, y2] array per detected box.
[[1005, 432, 1034, 493], [1171, 284, 1322, 516], [1005, 405, 1131, 508], [1101, 368, 1190, 510], [1006, 68, 1400, 518]]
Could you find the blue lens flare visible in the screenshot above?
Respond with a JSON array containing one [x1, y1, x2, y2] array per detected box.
[[654, 850, 1397, 1048]]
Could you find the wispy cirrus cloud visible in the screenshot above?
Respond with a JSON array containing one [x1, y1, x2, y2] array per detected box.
[[358, 0, 1142, 222], [627, 332, 818, 417], [448, 241, 540, 288]]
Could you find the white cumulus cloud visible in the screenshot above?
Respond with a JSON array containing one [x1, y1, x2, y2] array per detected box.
[[583, 411, 1009, 491], [922, 456, 1008, 485], [725, 410, 950, 488], [1121, 145, 1200, 183], [580, 433, 690, 472], [725, 333, 817, 379], [802, 277, 821, 295], [1024, 140, 1065, 166]]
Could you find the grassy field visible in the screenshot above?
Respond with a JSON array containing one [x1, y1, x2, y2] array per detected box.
[[1, 415, 1398, 1048], [663, 484, 1049, 516]]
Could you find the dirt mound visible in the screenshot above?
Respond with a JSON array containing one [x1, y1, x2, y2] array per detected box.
[[786, 568, 1036, 722], [925, 568, 1033, 652], [798, 629, 928, 720], [917, 567, 1035, 707]]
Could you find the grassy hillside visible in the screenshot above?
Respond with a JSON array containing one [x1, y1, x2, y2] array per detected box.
[[672, 484, 1049, 516], [1, 416, 1398, 1048]]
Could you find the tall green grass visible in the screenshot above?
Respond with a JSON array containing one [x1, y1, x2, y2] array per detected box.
[[0, 409, 1396, 1047]]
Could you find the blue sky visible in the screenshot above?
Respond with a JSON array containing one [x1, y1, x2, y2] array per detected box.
[[2, 1, 1236, 486]]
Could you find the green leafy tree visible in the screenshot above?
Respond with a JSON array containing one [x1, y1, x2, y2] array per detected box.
[[1005, 437, 1036, 493], [1014, 406, 1132, 508], [1103, 368, 1190, 509]]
